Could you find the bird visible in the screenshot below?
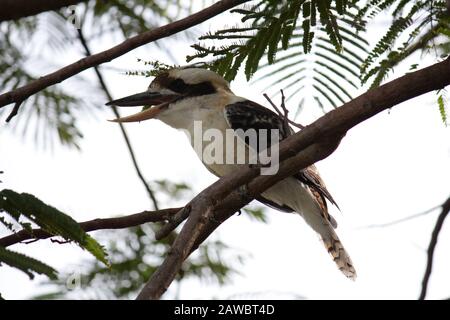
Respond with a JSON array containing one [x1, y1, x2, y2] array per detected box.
[[106, 67, 356, 280]]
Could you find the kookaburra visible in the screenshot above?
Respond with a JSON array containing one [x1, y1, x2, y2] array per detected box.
[[106, 68, 356, 279]]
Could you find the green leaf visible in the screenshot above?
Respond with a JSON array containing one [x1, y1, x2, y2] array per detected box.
[[360, 1, 429, 85], [0, 189, 109, 266], [245, 27, 270, 80], [243, 207, 267, 223], [335, 0, 347, 15], [302, 19, 312, 53], [302, 0, 311, 18], [317, 1, 342, 52], [0, 215, 15, 232], [437, 94, 448, 126], [310, 0, 317, 26], [267, 18, 283, 64], [225, 50, 248, 81], [0, 246, 57, 280], [281, 24, 295, 50], [84, 235, 109, 266]]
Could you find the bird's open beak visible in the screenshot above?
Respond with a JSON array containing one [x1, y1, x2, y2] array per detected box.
[[105, 91, 180, 123]]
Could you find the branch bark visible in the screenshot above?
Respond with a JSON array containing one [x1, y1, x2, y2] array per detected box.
[[0, 207, 180, 247], [0, 0, 249, 112], [419, 197, 450, 300], [0, 0, 88, 22], [136, 57, 450, 300]]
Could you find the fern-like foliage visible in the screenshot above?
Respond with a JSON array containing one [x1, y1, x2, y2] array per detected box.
[[255, 8, 367, 111], [358, 0, 450, 87], [0, 246, 57, 280], [0, 189, 108, 266], [187, 0, 367, 112], [187, 1, 348, 79], [437, 89, 448, 126], [2, 177, 59, 291]]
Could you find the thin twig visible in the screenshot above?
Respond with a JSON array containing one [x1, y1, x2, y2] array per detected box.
[[5, 101, 22, 122], [263, 92, 305, 131], [0, 0, 250, 110], [21, 239, 39, 245], [50, 238, 71, 244], [77, 28, 159, 210], [0, 207, 181, 247], [360, 205, 441, 229], [419, 197, 450, 300]]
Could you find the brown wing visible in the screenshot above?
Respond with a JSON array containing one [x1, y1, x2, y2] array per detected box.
[[295, 165, 340, 210], [296, 165, 339, 228]]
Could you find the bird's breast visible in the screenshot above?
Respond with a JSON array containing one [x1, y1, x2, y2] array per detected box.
[[183, 109, 250, 177], [157, 94, 252, 177]]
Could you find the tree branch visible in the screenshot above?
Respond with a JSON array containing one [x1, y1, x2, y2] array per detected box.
[[0, 207, 181, 247], [419, 196, 450, 300], [76, 28, 159, 209], [136, 57, 450, 300], [0, 0, 88, 22], [0, 0, 250, 113]]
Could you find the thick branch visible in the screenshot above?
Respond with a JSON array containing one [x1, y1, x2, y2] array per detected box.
[[0, 0, 249, 111], [136, 57, 450, 300], [0, 207, 180, 247], [0, 0, 88, 22], [419, 197, 450, 300]]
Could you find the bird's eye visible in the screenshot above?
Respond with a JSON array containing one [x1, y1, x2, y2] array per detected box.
[[168, 79, 188, 94]]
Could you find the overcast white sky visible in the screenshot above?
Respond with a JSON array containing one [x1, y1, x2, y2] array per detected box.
[[1, 2, 450, 300]]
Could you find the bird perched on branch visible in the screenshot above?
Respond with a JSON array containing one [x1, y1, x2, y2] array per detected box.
[[106, 67, 356, 280]]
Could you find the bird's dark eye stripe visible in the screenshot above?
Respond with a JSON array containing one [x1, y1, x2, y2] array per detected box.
[[188, 81, 216, 96], [154, 73, 216, 97], [169, 78, 216, 96]]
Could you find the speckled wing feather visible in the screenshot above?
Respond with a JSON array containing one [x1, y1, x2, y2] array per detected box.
[[295, 165, 340, 210], [224, 100, 290, 151], [295, 165, 339, 228]]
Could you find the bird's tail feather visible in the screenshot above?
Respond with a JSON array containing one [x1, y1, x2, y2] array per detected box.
[[320, 226, 356, 280]]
